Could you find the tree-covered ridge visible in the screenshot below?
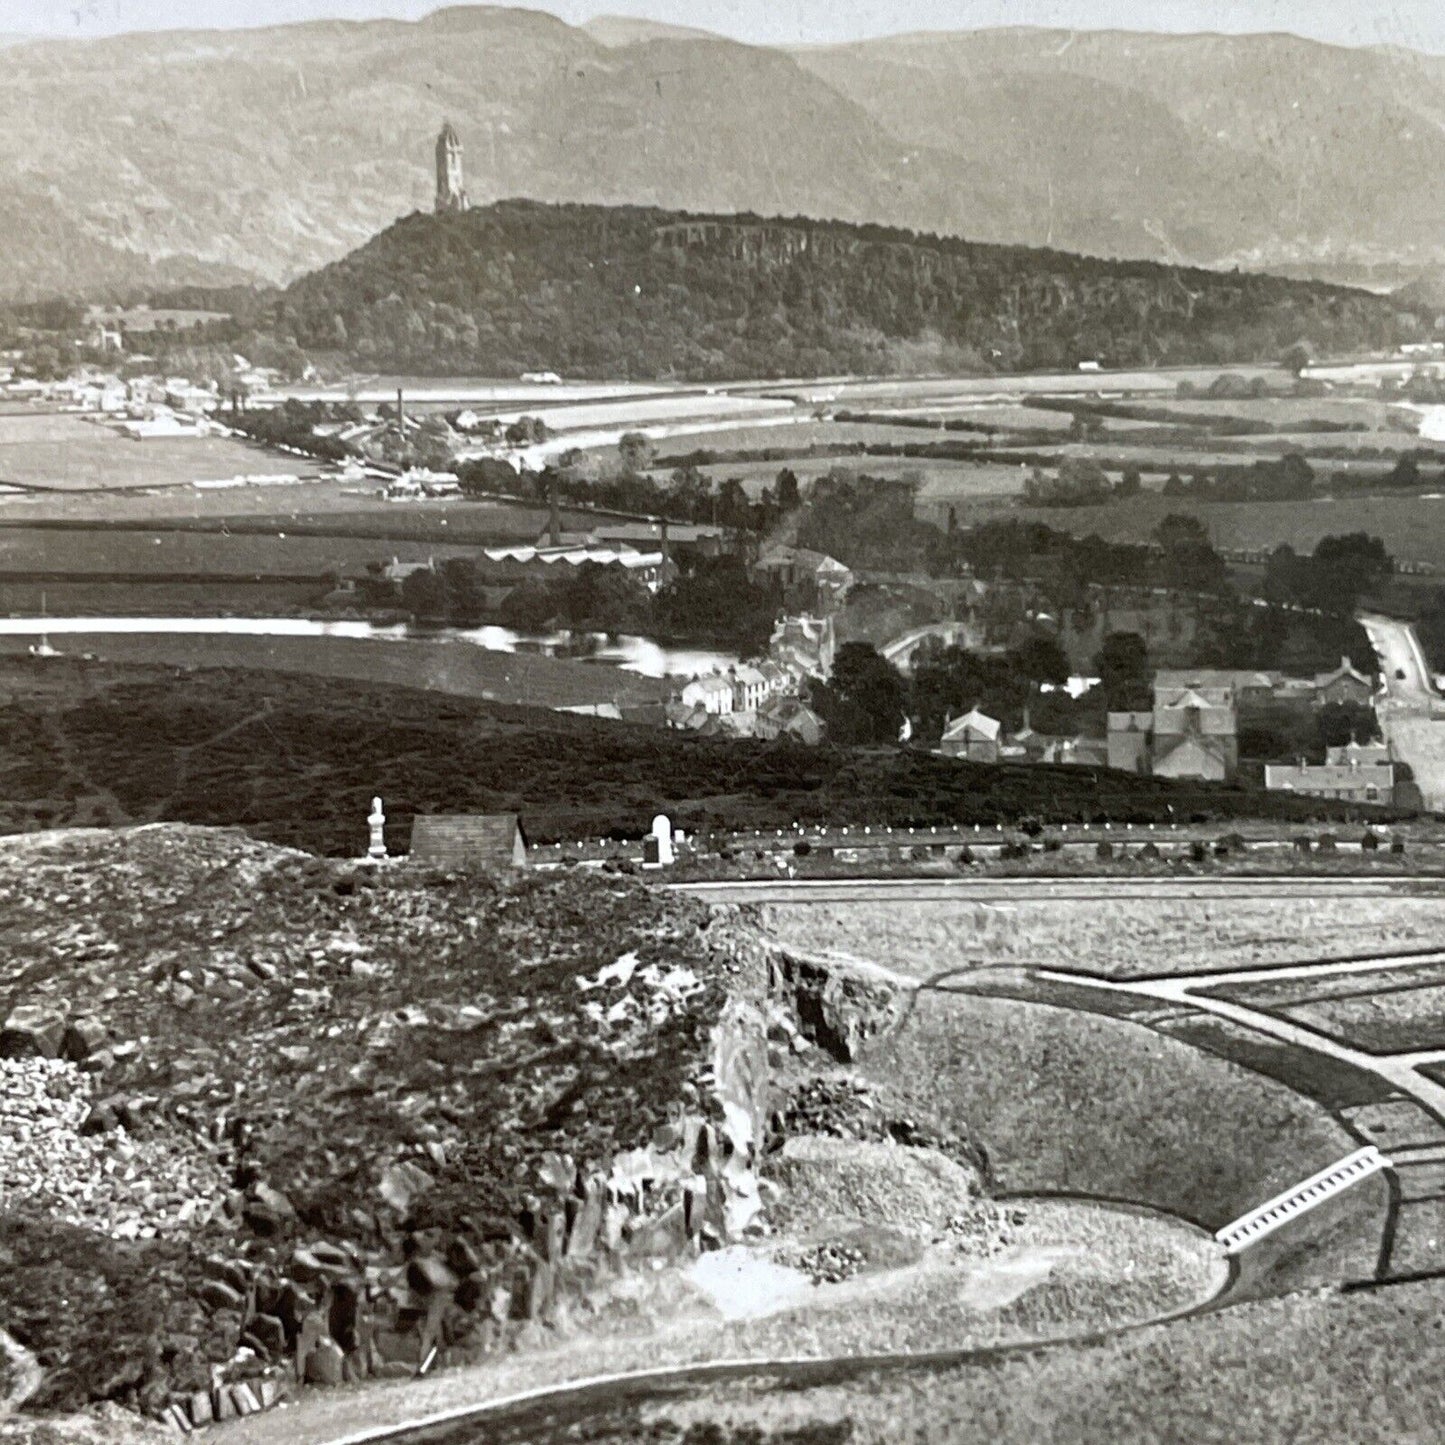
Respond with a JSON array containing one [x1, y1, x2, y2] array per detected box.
[[274, 202, 1423, 381]]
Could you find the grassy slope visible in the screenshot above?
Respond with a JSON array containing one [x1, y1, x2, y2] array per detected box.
[[863, 993, 1366, 1229], [0, 662, 1355, 855]]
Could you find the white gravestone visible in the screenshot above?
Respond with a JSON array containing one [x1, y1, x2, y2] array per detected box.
[[650, 813, 675, 866], [367, 796, 387, 860]]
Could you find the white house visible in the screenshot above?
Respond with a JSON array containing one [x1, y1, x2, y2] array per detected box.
[[731, 664, 770, 713], [681, 674, 735, 716]]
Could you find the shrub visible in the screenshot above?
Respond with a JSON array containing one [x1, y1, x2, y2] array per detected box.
[[956, 846, 974, 866], [1361, 831, 1380, 852], [1294, 836, 1313, 854], [1095, 840, 1114, 860], [794, 841, 812, 857], [1001, 841, 1031, 861], [1317, 834, 1338, 853], [1220, 833, 1246, 853], [1391, 838, 1406, 854], [1189, 840, 1207, 862], [1043, 838, 1062, 853], [1137, 842, 1161, 859]]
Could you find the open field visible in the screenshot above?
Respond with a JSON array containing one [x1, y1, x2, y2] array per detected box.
[[1278, 984, 1445, 1055], [490, 393, 793, 432], [1132, 397, 1407, 429], [758, 898, 1445, 981], [0, 476, 386, 525], [651, 419, 937, 459], [1203, 960, 1445, 1009], [0, 579, 324, 617], [777, 365, 1286, 407], [276, 376, 668, 407], [0, 526, 470, 579], [0, 412, 288, 492]]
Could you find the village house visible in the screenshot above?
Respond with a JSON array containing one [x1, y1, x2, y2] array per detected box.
[[1311, 657, 1376, 708], [755, 695, 827, 745], [1326, 739, 1391, 767], [680, 673, 734, 716], [731, 663, 770, 713], [476, 541, 670, 593], [1265, 756, 1396, 806], [1108, 681, 1240, 782], [545, 521, 728, 561], [770, 614, 836, 681], [937, 708, 1002, 764], [1153, 659, 1375, 715], [381, 555, 436, 584], [752, 545, 855, 610]]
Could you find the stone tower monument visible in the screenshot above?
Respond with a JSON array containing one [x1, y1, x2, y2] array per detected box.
[[435, 122, 469, 214]]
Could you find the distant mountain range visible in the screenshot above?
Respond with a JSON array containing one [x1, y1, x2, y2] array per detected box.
[[1, 7, 1444, 299], [270, 199, 1416, 380]]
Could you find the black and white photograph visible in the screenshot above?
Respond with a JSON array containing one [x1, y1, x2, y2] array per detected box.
[[3, 0, 1445, 1440]]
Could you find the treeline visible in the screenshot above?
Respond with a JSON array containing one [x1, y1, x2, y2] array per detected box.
[[268, 201, 1416, 381], [391, 553, 779, 652]]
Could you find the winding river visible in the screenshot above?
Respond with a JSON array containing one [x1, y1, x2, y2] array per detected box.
[[0, 615, 741, 680]]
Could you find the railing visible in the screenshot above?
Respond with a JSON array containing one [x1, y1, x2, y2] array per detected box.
[[1215, 1146, 1390, 1253]]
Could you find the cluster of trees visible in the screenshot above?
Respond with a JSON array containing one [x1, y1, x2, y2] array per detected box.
[[1261, 533, 1393, 615], [1159, 452, 1316, 503], [813, 623, 1382, 763], [457, 458, 801, 534], [812, 632, 1119, 747], [396, 554, 778, 651], [268, 201, 1415, 381], [229, 398, 360, 462], [1023, 458, 1143, 507]]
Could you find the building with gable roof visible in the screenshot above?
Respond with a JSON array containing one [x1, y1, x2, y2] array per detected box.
[[409, 813, 526, 869], [937, 707, 1003, 763], [1107, 677, 1240, 781]]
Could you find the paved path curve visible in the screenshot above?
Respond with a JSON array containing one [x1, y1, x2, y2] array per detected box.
[[1035, 958, 1445, 1120]]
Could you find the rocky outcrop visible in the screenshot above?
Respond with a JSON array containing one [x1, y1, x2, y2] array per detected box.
[[765, 951, 903, 1063]]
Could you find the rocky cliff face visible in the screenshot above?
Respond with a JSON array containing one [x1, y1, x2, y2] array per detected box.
[[0, 826, 780, 1427]]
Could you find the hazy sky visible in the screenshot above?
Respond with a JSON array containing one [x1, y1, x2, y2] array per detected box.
[[7, 0, 1444, 52]]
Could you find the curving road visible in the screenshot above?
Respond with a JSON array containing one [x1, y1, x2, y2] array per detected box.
[[1359, 613, 1441, 706]]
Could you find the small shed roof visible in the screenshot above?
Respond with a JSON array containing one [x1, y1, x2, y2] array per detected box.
[[409, 813, 527, 869]]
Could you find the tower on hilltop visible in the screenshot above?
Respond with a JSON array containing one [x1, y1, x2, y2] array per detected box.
[[435, 122, 469, 214]]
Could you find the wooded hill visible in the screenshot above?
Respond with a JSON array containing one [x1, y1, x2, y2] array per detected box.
[[272, 201, 1422, 381]]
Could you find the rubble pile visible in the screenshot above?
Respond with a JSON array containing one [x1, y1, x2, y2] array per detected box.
[[943, 1203, 1029, 1259], [0, 1059, 226, 1240], [0, 825, 770, 1427], [773, 1074, 989, 1180]]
